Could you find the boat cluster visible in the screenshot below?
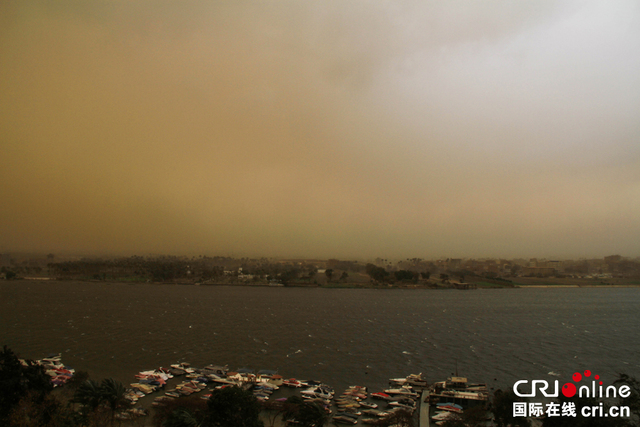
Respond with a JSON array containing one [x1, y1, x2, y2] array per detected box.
[[125, 362, 238, 405], [19, 353, 75, 387], [20, 352, 495, 425], [280, 374, 427, 425], [124, 364, 430, 425], [426, 376, 489, 425]]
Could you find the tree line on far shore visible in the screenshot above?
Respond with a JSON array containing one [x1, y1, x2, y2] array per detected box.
[[16, 256, 449, 286]]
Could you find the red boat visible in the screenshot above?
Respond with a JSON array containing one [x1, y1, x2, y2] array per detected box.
[[371, 392, 393, 400], [283, 378, 304, 387]]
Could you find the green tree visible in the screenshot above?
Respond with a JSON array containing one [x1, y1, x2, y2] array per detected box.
[[100, 378, 126, 426], [613, 373, 640, 425], [492, 389, 530, 427], [296, 400, 328, 427], [4, 270, 17, 280], [261, 400, 285, 427], [365, 264, 389, 283], [73, 377, 126, 426], [394, 270, 417, 282], [281, 396, 328, 427], [74, 379, 103, 413], [440, 405, 488, 427], [305, 267, 318, 282], [163, 407, 201, 427], [204, 386, 263, 427], [281, 396, 303, 425], [325, 269, 334, 282], [153, 395, 207, 427], [0, 346, 53, 425], [8, 391, 81, 427]]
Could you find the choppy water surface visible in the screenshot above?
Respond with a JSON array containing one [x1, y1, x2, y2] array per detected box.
[[2, 282, 639, 392]]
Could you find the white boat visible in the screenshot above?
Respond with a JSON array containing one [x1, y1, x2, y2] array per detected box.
[[301, 395, 331, 406], [389, 400, 416, 410], [384, 387, 418, 398], [358, 401, 378, 409], [301, 387, 333, 400]]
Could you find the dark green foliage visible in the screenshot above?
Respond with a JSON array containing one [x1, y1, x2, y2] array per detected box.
[[394, 270, 418, 282], [101, 378, 127, 426], [0, 346, 53, 424], [281, 396, 328, 427], [281, 395, 305, 422], [614, 373, 640, 425], [64, 370, 89, 391], [100, 378, 126, 412], [163, 407, 201, 427], [74, 379, 103, 411], [278, 267, 300, 285], [440, 405, 488, 427], [153, 395, 208, 427], [7, 391, 82, 427], [492, 389, 530, 427], [365, 263, 389, 282], [73, 377, 126, 426], [325, 269, 334, 281], [294, 401, 328, 427], [204, 386, 263, 427]]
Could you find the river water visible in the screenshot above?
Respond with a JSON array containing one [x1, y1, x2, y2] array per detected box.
[[2, 281, 639, 393]]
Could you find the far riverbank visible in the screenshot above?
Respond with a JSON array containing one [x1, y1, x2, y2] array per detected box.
[[11, 275, 640, 289]]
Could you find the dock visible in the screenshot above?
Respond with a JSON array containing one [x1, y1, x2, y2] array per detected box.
[[420, 390, 430, 427]]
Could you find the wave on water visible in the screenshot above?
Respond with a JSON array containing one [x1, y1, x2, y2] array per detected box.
[[3, 282, 640, 392]]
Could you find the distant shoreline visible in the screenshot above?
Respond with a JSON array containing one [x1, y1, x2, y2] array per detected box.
[[8, 278, 640, 289]]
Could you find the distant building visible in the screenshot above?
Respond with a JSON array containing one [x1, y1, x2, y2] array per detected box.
[[547, 260, 564, 273]]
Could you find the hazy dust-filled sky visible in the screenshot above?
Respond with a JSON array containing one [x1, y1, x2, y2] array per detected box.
[[1, 1, 639, 259]]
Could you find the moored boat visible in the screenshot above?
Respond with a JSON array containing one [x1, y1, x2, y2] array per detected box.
[[371, 392, 393, 400], [358, 401, 378, 409], [384, 386, 418, 398]]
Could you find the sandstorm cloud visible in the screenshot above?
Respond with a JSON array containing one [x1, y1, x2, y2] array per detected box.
[[1, 1, 639, 259]]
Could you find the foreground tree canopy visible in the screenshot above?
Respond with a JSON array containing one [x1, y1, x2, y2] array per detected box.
[[205, 386, 264, 427], [0, 345, 53, 425]]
